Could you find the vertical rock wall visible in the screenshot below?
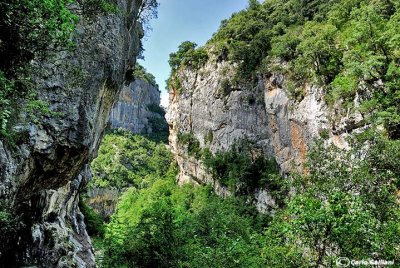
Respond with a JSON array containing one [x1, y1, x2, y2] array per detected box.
[[109, 79, 165, 134], [0, 1, 143, 266], [166, 55, 364, 212]]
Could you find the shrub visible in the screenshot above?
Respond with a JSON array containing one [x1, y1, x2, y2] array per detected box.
[[148, 116, 168, 133], [204, 130, 213, 144], [127, 63, 158, 88], [0, 0, 126, 138], [147, 103, 165, 116], [0, 205, 25, 264], [90, 130, 173, 189], [177, 132, 202, 158], [79, 200, 105, 237], [168, 41, 208, 72], [167, 41, 208, 94], [203, 140, 284, 198]]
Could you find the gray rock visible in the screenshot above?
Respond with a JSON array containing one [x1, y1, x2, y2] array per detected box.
[[85, 187, 122, 220], [0, 0, 143, 266], [109, 78, 166, 134], [167, 54, 366, 212]]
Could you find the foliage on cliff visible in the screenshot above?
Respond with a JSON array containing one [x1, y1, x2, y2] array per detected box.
[[232, 0, 398, 137], [167, 41, 208, 93], [0, 203, 26, 263], [0, 0, 159, 139], [0, 0, 78, 137], [126, 63, 158, 88], [90, 129, 173, 189], [0, 0, 99, 139], [168, 41, 208, 72], [202, 140, 284, 198], [168, 0, 399, 138]]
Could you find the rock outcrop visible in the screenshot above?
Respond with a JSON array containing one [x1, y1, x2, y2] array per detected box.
[[0, 1, 143, 266], [109, 79, 166, 134], [166, 54, 364, 212]]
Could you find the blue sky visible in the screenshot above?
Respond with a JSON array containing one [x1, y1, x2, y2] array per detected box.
[[138, 0, 249, 107]]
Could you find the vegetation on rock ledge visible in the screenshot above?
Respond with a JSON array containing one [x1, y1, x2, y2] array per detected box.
[[167, 0, 400, 138]]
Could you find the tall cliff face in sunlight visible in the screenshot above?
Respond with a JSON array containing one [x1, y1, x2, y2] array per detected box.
[[166, 53, 364, 213], [109, 79, 167, 134], [0, 1, 143, 266]]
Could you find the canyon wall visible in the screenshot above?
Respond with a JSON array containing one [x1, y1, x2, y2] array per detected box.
[[109, 79, 165, 134], [166, 54, 364, 212], [0, 1, 143, 266]]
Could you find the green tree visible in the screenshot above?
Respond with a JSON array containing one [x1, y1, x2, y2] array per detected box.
[[262, 137, 400, 266], [102, 178, 265, 267], [168, 41, 208, 72], [90, 129, 173, 189]]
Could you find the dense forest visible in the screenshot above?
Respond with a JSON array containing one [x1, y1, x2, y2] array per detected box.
[[84, 131, 399, 267]]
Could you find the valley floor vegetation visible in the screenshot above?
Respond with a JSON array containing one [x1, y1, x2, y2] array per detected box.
[[82, 129, 400, 267]]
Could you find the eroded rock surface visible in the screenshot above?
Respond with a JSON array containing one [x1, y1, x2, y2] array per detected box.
[[110, 79, 166, 134], [167, 55, 364, 212], [0, 1, 143, 266]]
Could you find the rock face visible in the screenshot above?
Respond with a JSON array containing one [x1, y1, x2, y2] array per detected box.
[[85, 187, 122, 221], [0, 1, 143, 266], [166, 55, 364, 212], [109, 79, 165, 134]]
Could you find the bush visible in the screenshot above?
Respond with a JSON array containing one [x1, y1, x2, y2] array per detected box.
[[0, 205, 25, 264], [148, 116, 168, 133], [127, 63, 158, 88], [203, 140, 284, 198], [177, 132, 202, 158], [79, 200, 105, 237], [168, 41, 208, 72], [167, 41, 208, 94], [147, 103, 165, 116]]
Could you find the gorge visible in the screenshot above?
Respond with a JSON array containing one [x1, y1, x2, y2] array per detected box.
[[0, 0, 399, 267]]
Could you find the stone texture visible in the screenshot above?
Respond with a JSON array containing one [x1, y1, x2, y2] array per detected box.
[[85, 187, 122, 221], [0, 1, 143, 266], [167, 54, 365, 212], [109, 78, 164, 134]]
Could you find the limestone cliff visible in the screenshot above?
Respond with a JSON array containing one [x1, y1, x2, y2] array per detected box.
[[109, 79, 166, 134], [0, 1, 143, 266], [166, 54, 364, 212]]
